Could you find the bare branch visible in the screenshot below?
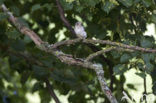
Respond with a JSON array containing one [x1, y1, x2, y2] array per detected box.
[[55, 0, 76, 36]]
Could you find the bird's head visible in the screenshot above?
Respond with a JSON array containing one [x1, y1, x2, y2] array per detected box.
[[75, 22, 82, 27]]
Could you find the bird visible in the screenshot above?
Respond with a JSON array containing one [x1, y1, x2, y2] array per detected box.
[[74, 22, 87, 39]]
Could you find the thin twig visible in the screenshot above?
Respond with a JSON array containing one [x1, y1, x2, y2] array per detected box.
[[86, 47, 116, 61], [45, 79, 61, 103]]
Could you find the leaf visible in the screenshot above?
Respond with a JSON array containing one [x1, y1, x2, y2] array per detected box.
[[135, 72, 146, 78], [140, 38, 153, 48], [31, 4, 41, 13], [10, 6, 20, 16], [23, 35, 32, 44], [151, 14, 156, 23], [32, 82, 43, 93], [127, 84, 136, 90], [0, 12, 9, 21], [42, 3, 53, 12], [120, 53, 131, 63], [118, 0, 133, 7], [11, 40, 25, 51], [142, 53, 155, 63], [152, 82, 156, 95], [0, 0, 5, 5], [20, 71, 31, 84], [109, 0, 119, 5], [86, 0, 99, 7], [137, 63, 144, 70], [32, 65, 50, 79], [145, 62, 154, 72], [80, 0, 100, 7], [113, 64, 127, 75], [111, 51, 121, 59], [142, 0, 152, 7], [17, 17, 29, 28], [60, 0, 73, 10], [6, 29, 21, 39], [101, 1, 115, 13], [75, 5, 84, 13]]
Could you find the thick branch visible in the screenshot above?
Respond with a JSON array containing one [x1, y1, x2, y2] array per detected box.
[[93, 64, 118, 103], [1, 4, 43, 46]]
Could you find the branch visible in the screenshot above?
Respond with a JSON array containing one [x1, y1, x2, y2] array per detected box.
[[1, 4, 118, 103], [87, 44, 115, 91], [1, 4, 43, 46], [52, 39, 156, 53], [55, 0, 76, 36], [86, 47, 116, 61], [45, 79, 61, 103], [94, 64, 117, 103]]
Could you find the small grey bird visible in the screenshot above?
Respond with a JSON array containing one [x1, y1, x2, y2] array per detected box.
[[74, 22, 87, 39]]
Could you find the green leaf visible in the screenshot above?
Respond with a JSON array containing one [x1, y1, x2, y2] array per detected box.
[[23, 35, 32, 44], [6, 29, 21, 39], [118, 0, 133, 7], [142, 0, 152, 7], [135, 72, 146, 78], [60, 0, 73, 10], [43, 3, 53, 12], [33, 65, 50, 79], [80, 0, 100, 7], [10, 6, 20, 16], [140, 38, 153, 48], [151, 14, 156, 23], [75, 5, 84, 13], [127, 84, 136, 90], [142, 53, 155, 63], [137, 63, 144, 70], [17, 17, 29, 27], [113, 64, 127, 75], [134, 0, 141, 3], [31, 4, 41, 13], [145, 62, 154, 72], [120, 53, 131, 63], [101, 1, 115, 13], [86, 0, 99, 7], [21, 71, 31, 84], [11, 40, 25, 51], [152, 82, 156, 95], [32, 82, 43, 93], [0, 12, 9, 21], [0, 0, 5, 5], [111, 51, 121, 59]]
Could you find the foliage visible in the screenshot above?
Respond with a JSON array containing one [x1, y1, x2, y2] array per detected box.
[[0, 0, 156, 103]]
